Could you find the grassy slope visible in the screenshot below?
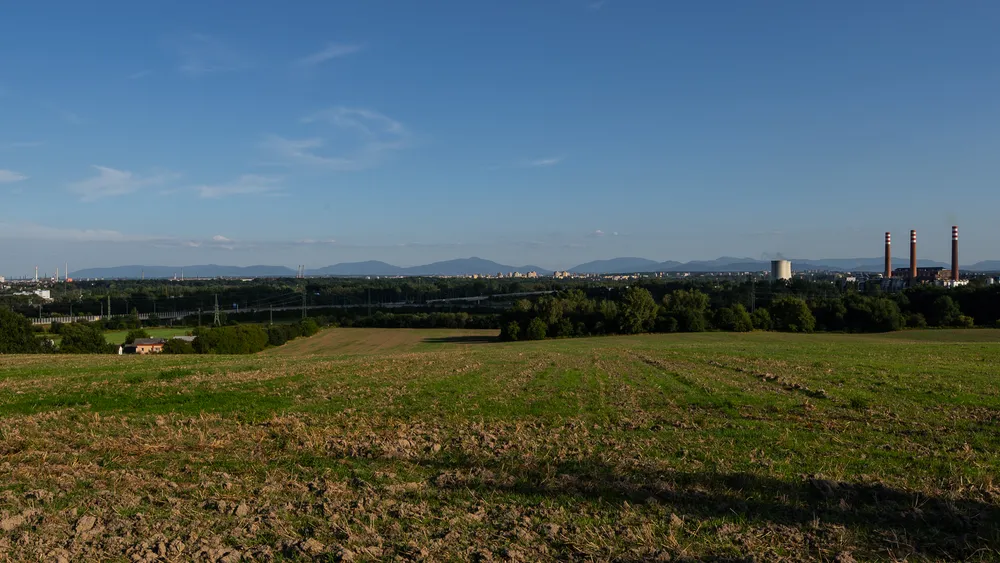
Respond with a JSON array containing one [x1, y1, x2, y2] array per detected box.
[[103, 327, 193, 345], [265, 327, 500, 356], [1, 329, 999, 561]]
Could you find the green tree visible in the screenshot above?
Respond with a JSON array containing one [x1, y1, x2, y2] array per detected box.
[[619, 287, 658, 334], [954, 315, 975, 328], [124, 328, 150, 344], [525, 318, 548, 341], [162, 338, 196, 354], [715, 304, 753, 332], [867, 298, 904, 332], [60, 323, 113, 354], [193, 325, 269, 354], [663, 289, 709, 332], [127, 307, 141, 329], [299, 318, 320, 337], [770, 297, 815, 333], [501, 321, 521, 341], [0, 308, 42, 354], [751, 308, 772, 331], [907, 313, 927, 328], [930, 296, 961, 327], [144, 313, 161, 327]]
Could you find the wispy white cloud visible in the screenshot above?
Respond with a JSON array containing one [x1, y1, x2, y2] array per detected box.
[[490, 156, 565, 170], [68, 166, 176, 201], [168, 33, 251, 76], [129, 70, 153, 80], [295, 238, 337, 245], [524, 156, 563, 167], [588, 0, 608, 10], [1, 141, 43, 149], [0, 222, 150, 242], [212, 235, 232, 242], [0, 169, 28, 183], [295, 43, 364, 67], [194, 174, 283, 198], [263, 107, 409, 171]]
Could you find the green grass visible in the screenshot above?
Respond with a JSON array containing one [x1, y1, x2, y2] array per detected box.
[[102, 327, 193, 345], [1, 329, 999, 561]]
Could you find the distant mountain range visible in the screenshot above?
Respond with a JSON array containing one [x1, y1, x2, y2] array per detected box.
[[68, 256, 1000, 279], [71, 258, 551, 279]]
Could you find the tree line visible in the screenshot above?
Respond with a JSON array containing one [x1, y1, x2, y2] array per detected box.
[[0, 306, 324, 355], [498, 285, 989, 341]]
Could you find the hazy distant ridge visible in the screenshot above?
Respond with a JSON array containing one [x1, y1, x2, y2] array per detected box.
[[69, 256, 999, 279]]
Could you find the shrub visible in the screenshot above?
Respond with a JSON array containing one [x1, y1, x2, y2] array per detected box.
[[0, 308, 42, 353], [194, 325, 269, 354], [674, 309, 707, 332], [751, 308, 772, 331], [299, 318, 320, 337], [162, 339, 196, 354], [714, 305, 753, 332], [907, 313, 928, 329], [60, 322, 114, 354], [655, 314, 679, 333], [954, 315, 975, 328], [501, 321, 521, 341], [525, 318, 548, 341], [552, 318, 576, 338]]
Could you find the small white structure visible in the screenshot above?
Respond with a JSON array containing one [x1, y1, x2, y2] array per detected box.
[[14, 289, 51, 300], [770, 260, 792, 281]]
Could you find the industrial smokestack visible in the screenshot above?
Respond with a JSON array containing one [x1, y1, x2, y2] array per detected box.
[[910, 230, 917, 280], [884, 232, 892, 278], [952, 226, 959, 281]]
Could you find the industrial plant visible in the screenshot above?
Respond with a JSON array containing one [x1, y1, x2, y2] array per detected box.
[[871, 226, 967, 291], [770, 260, 792, 281]]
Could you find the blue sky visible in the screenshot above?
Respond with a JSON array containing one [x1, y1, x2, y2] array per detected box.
[[2, 0, 999, 275]]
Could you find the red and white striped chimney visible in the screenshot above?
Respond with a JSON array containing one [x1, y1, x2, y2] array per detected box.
[[884, 232, 891, 278], [952, 226, 959, 281], [910, 230, 917, 280]]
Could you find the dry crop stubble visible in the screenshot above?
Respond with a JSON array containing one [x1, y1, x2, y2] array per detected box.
[[1, 329, 999, 560]]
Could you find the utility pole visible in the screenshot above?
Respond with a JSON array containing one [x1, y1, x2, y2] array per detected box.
[[213, 295, 221, 326], [197, 307, 202, 327], [270, 305, 273, 325], [107, 295, 111, 317], [302, 291, 307, 319]]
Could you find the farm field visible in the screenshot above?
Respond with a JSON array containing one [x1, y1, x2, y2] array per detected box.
[[103, 327, 193, 345], [1, 329, 999, 561], [265, 327, 500, 356]]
